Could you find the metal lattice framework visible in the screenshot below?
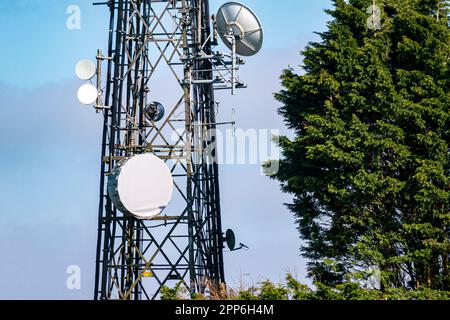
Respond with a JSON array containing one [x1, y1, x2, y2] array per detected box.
[[93, 0, 241, 300]]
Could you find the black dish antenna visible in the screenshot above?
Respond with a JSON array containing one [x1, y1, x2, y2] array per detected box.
[[224, 229, 248, 252]]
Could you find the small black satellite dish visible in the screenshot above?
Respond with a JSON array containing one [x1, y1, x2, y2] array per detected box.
[[145, 101, 165, 122], [225, 229, 236, 251]]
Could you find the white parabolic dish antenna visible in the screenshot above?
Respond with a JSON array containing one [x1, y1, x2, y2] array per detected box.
[[107, 154, 174, 220], [216, 2, 263, 56], [75, 59, 96, 80], [77, 83, 98, 105]]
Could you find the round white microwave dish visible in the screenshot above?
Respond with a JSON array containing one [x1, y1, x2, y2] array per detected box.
[[77, 83, 98, 105], [107, 154, 174, 220], [75, 59, 96, 80]]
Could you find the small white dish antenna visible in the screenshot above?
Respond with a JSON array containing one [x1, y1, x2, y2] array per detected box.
[[77, 83, 99, 105], [107, 154, 174, 220], [216, 2, 264, 56], [75, 59, 96, 80]]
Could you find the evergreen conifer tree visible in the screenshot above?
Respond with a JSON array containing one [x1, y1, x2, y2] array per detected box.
[[274, 0, 450, 290]]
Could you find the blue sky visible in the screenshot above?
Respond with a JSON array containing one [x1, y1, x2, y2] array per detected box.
[[0, 0, 333, 299]]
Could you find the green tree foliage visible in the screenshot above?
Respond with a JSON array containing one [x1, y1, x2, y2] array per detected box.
[[160, 286, 180, 301], [273, 0, 450, 291], [160, 275, 450, 300]]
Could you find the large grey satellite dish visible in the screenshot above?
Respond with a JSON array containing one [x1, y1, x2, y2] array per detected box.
[[216, 2, 263, 56], [107, 154, 174, 220], [75, 59, 96, 80]]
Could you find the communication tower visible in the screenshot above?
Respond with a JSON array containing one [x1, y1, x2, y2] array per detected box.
[[76, 0, 263, 300]]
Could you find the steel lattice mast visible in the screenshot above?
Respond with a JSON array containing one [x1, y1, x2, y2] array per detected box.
[[94, 0, 228, 300]]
